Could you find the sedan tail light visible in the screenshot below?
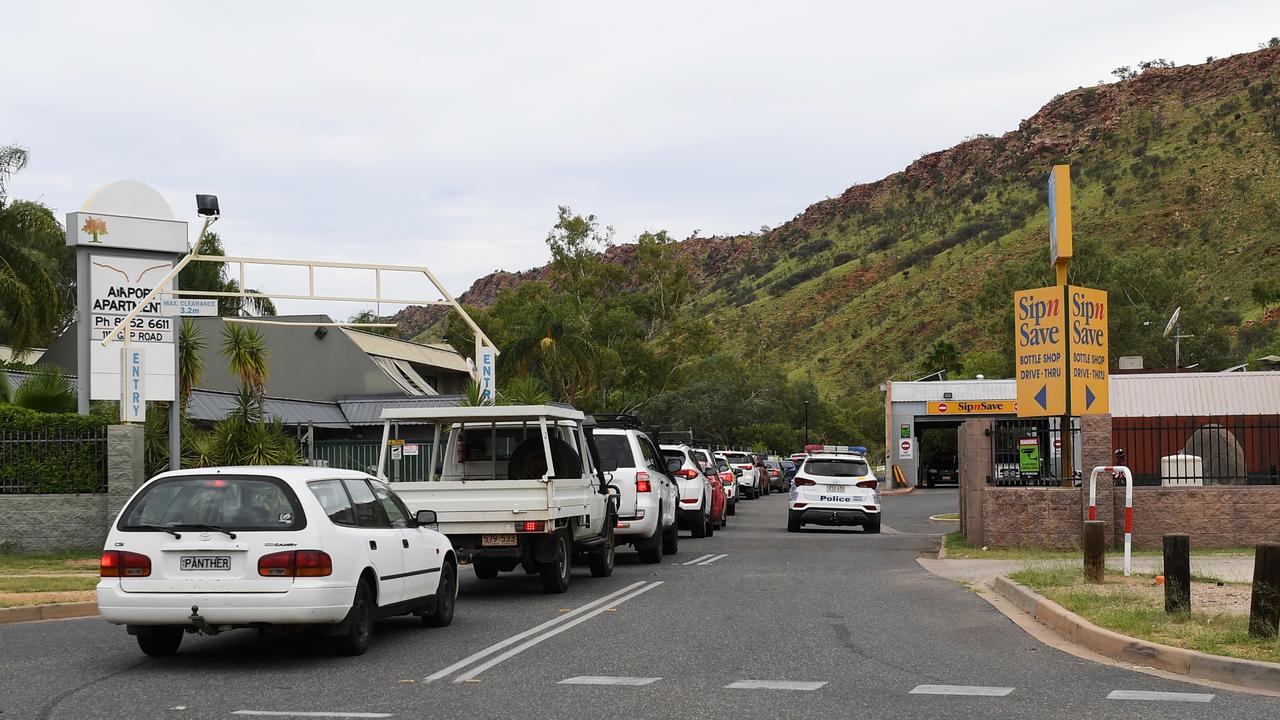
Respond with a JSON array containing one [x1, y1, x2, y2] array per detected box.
[[794, 477, 816, 487], [259, 550, 333, 577], [635, 471, 651, 493], [856, 479, 878, 490], [100, 550, 151, 577]]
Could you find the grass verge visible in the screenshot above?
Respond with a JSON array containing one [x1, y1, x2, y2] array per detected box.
[[1010, 567, 1280, 664], [0, 552, 100, 575], [0, 576, 99, 593]]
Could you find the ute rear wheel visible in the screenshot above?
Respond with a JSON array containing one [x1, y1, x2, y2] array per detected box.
[[539, 530, 572, 593]]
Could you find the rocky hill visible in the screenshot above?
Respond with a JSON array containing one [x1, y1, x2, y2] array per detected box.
[[399, 44, 1280, 395]]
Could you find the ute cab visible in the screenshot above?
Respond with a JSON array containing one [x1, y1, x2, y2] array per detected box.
[[787, 452, 881, 533]]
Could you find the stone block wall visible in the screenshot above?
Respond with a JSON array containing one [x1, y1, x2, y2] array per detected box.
[[0, 424, 145, 553], [1123, 486, 1280, 549], [982, 487, 1084, 549]]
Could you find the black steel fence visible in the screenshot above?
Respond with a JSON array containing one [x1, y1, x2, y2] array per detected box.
[[0, 427, 108, 494], [990, 417, 1081, 486], [1112, 415, 1280, 486]]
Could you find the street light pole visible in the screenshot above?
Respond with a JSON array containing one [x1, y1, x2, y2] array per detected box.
[[804, 400, 810, 446]]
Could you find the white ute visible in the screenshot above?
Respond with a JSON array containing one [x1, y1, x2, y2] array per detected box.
[[377, 405, 619, 594], [97, 467, 457, 657]]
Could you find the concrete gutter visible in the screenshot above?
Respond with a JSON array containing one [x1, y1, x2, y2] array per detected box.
[[0, 601, 98, 625], [993, 576, 1280, 693]]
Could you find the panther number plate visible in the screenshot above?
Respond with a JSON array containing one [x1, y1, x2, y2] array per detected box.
[[180, 555, 230, 571]]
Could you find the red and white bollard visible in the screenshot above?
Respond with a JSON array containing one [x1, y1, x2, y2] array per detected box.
[[1089, 465, 1133, 576]]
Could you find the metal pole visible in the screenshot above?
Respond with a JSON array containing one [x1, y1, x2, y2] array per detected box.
[[804, 400, 810, 446], [1175, 323, 1181, 369], [169, 271, 181, 471], [76, 248, 90, 415]]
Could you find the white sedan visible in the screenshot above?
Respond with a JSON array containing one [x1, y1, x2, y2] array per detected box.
[[787, 453, 881, 533], [98, 466, 457, 656]]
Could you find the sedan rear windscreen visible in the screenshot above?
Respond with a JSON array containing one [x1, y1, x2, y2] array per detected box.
[[120, 475, 305, 531], [803, 459, 870, 478]]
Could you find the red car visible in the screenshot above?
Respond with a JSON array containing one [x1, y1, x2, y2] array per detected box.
[[692, 450, 729, 530]]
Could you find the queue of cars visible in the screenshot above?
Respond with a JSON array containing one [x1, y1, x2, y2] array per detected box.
[[96, 406, 790, 658]]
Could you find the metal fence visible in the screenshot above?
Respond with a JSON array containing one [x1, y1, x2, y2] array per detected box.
[[1112, 415, 1280, 486], [0, 427, 108, 494], [990, 417, 1080, 487], [311, 440, 436, 482]]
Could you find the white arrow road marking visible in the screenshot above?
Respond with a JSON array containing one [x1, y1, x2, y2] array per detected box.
[[425, 581, 647, 682], [682, 554, 715, 566], [698, 553, 728, 566], [451, 581, 664, 683], [230, 707, 389, 712], [1107, 690, 1214, 702], [559, 676, 662, 686], [909, 685, 1014, 697], [726, 680, 827, 691]]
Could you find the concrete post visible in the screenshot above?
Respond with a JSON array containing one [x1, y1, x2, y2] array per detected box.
[[1084, 520, 1106, 583], [107, 424, 147, 519]]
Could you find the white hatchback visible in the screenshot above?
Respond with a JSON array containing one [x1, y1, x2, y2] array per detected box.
[[787, 453, 881, 533], [97, 466, 457, 657]]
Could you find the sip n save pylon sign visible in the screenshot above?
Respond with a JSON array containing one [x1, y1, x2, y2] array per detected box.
[[1015, 285, 1109, 417]]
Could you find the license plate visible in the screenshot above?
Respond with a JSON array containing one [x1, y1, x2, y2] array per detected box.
[[180, 555, 230, 571], [482, 534, 517, 547], [827, 484, 846, 493]]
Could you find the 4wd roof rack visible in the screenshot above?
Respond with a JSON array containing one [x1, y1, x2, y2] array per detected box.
[[591, 413, 643, 429]]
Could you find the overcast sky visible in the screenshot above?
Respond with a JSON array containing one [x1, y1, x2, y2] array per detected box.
[[3, 1, 1276, 317]]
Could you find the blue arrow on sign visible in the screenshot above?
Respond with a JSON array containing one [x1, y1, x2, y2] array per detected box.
[[1085, 385, 1097, 409], [1034, 385, 1047, 409]]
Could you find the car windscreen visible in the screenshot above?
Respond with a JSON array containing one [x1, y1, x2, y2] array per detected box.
[[803, 459, 870, 478], [119, 475, 305, 531], [594, 434, 636, 469], [723, 453, 749, 463], [781, 461, 795, 470]]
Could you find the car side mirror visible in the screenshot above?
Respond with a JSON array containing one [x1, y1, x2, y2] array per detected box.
[[733, 468, 743, 477], [415, 510, 438, 529], [667, 458, 684, 473]]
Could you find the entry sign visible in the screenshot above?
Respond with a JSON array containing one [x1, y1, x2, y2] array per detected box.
[[478, 346, 497, 402], [1068, 285, 1109, 414], [898, 438, 915, 461], [121, 347, 145, 422], [1014, 286, 1067, 417]]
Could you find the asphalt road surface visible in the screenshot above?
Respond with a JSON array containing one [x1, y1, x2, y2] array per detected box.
[[3, 488, 1276, 719]]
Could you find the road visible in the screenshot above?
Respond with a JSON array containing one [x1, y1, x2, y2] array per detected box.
[[2, 488, 1276, 719]]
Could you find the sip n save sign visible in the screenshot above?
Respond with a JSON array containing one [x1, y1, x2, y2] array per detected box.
[[1014, 285, 1109, 417]]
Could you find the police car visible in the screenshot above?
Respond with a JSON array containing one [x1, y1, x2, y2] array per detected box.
[[787, 451, 880, 533]]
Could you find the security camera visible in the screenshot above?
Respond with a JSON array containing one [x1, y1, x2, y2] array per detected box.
[[195, 194, 220, 217]]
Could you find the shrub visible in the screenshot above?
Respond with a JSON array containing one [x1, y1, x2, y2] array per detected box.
[[0, 405, 109, 494]]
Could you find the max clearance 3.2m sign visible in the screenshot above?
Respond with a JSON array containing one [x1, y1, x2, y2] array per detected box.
[[1014, 285, 1108, 418]]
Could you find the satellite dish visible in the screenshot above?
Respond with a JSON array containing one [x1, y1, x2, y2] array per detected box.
[[1163, 307, 1181, 338]]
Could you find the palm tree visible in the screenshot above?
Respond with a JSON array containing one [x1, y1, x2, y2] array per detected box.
[[178, 318, 206, 404], [220, 323, 269, 399], [0, 145, 65, 351], [11, 364, 76, 413], [178, 231, 277, 317], [499, 374, 551, 405]]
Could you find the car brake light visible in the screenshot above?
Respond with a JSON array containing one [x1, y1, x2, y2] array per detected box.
[[674, 469, 697, 480], [100, 550, 151, 577], [635, 471, 651, 493], [856, 479, 878, 489], [794, 477, 816, 487], [259, 550, 333, 577], [517, 520, 546, 532]]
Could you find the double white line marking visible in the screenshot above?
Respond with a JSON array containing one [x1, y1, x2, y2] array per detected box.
[[426, 581, 664, 683], [682, 553, 728, 566]]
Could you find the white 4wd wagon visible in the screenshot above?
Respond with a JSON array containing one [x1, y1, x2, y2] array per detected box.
[[787, 453, 881, 533], [592, 424, 680, 562], [97, 467, 457, 657]]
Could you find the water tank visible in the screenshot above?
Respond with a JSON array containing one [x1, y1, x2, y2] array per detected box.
[[1161, 454, 1203, 486]]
